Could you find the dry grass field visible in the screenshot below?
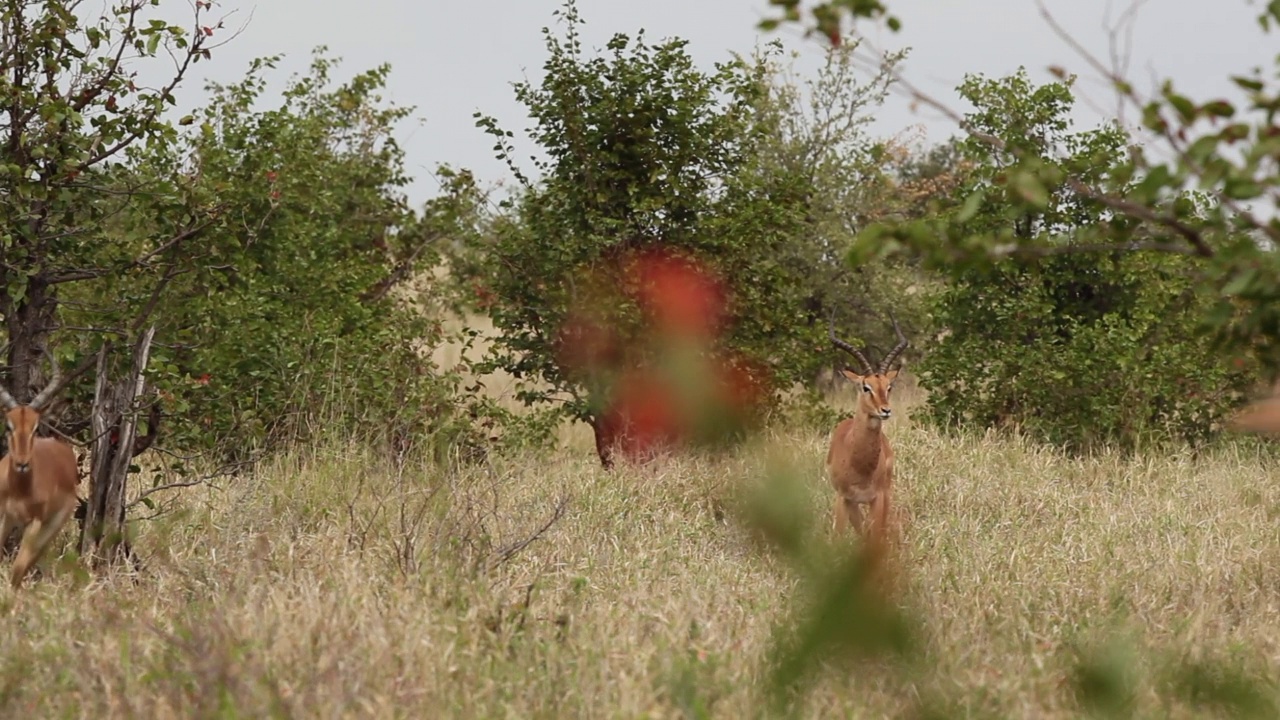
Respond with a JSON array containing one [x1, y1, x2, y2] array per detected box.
[[2, 319, 1280, 718]]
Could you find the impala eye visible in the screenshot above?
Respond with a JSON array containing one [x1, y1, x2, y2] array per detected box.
[[862, 384, 872, 393]]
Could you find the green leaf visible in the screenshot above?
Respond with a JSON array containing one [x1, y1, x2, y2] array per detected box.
[[1231, 75, 1264, 92], [1223, 268, 1259, 296], [1185, 135, 1221, 165], [1133, 164, 1174, 202], [1010, 169, 1050, 208], [1202, 100, 1235, 118], [956, 189, 985, 222], [1223, 176, 1263, 200], [1166, 93, 1196, 122]]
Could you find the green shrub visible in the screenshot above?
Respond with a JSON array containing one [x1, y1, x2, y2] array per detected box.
[[908, 70, 1260, 450], [919, 251, 1256, 450]]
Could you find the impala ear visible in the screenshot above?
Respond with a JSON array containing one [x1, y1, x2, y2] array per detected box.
[[839, 369, 863, 383], [885, 368, 900, 383]]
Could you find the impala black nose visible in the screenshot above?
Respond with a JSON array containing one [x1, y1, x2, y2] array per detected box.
[[15, 462, 29, 473], [879, 408, 891, 418]]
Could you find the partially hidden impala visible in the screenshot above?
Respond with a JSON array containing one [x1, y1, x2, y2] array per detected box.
[[0, 351, 81, 589]]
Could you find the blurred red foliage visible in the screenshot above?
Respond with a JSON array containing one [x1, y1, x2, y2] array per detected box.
[[626, 249, 726, 338], [558, 247, 770, 467]]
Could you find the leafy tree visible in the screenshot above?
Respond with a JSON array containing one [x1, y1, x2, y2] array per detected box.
[[915, 71, 1256, 449], [0, 0, 228, 563], [474, 1, 837, 464], [130, 50, 464, 459], [426, 165, 501, 316], [1, 1, 473, 565], [743, 41, 942, 392], [752, 2, 1280, 708], [764, 1, 1280, 379]]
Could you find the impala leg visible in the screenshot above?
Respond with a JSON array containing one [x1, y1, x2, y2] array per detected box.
[[845, 497, 867, 537], [11, 505, 73, 589], [869, 491, 891, 548], [0, 515, 15, 610], [0, 513, 14, 558]]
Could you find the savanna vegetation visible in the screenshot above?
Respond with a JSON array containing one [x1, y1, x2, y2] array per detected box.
[[2, 0, 1280, 716]]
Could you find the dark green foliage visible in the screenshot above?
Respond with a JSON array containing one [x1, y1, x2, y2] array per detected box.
[[0, 0, 221, 402], [736, 41, 943, 390], [142, 51, 470, 456], [474, 1, 826, 434], [0, 0, 479, 465], [921, 251, 1251, 449], [911, 71, 1258, 450]]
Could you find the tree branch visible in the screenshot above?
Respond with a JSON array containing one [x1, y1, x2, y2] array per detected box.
[[71, 1, 141, 113], [1062, 177, 1214, 256], [989, 239, 1200, 259], [834, 36, 1218, 258], [80, 8, 213, 170], [359, 229, 444, 304], [130, 212, 221, 268], [1035, 0, 1276, 246], [487, 495, 569, 570], [125, 459, 247, 511], [45, 212, 220, 286]]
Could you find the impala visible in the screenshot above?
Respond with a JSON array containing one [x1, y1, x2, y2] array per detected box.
[[0, 352, 81, 589], [1230, 380, 1280, 435], [826, 312, 909, 550]]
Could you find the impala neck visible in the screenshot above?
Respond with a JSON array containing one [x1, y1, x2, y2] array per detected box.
[[856, 410, 884, 433], [840, 409, 884, 475]]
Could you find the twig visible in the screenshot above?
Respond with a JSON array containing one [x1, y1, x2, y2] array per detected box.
[[1034, 0, 1279, 245], [126, 460, 248, 511], [829, 30, 1221, 257], [359, 229, 445, 304], [990, 238, 1201, 259], [488, 495, 569, 571]]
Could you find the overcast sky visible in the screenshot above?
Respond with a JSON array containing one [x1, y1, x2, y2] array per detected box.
[[168, 0, 1267, 206]]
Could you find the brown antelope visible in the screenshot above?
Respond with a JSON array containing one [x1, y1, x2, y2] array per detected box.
[[826, 312, 909, 550], [1230, 379, 1280, 435], [0, 352, 81, 589]]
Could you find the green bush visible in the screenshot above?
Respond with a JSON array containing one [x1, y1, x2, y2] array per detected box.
[[134, 51, 477, 460], [919, 251, 1256, 450], [911, 70, 1260, 450], [472, 3, 834, 459]]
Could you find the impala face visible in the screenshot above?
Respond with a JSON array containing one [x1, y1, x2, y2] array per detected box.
[[5, 406, 40, 474], [841, 369, 898, 420]]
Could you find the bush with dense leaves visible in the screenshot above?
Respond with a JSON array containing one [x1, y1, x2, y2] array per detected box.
[[471, 3, 840, 462], [913, 71, 1259, 451], [135, 52, 478, 459]]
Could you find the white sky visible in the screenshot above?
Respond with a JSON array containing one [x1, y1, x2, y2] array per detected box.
[[159, 0, 1269, 206]]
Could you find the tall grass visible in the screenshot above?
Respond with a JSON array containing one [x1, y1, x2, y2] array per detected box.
[[3, 376, 1280, 717]]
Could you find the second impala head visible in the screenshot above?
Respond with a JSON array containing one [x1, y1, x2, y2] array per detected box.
[[4, 406, 40, 474], [842, 369, 898, 420]]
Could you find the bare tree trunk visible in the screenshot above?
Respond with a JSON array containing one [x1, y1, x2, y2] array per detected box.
[[79, 326, 156, 566], [590, 415, 616, 469]]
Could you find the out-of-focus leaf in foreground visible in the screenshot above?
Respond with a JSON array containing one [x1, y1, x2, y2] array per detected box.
[[736, 458, 915, 713]]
